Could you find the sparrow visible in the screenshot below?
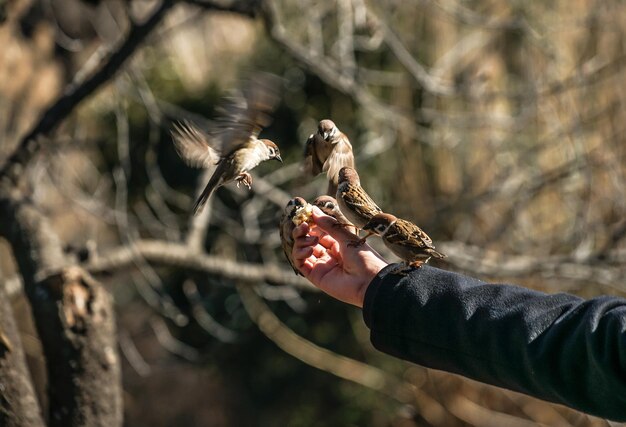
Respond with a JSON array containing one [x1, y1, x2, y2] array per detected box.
[[362, 212, 445, 270], [336, 166, 382, 231], [312, 195, 357, 235], [304, 119, 355, 195], [172, 73, 283, 215], [279, 197, 308, 276]]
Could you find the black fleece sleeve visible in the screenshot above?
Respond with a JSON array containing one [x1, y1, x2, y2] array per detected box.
[[363, 264, 626, 421]]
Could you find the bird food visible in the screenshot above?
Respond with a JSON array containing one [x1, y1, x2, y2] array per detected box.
[[292, 203, 314, 226]]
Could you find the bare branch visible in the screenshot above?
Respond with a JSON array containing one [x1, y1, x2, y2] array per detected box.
[[0, 0, 176, 185], [85, 239, 316, 290], [236, 283, 454, 426]]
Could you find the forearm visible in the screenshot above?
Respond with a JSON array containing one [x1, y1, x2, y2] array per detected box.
[[363, 264, 626, 421]]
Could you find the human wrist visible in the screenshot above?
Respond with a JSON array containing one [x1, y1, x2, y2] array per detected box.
[[355, 258, 388, 308]]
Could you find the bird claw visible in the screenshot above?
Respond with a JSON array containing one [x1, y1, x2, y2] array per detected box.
[[409, 260, 425, 269], [333, 223, 354, 229], [347, 238, 366, 248], [236, 173, 253, 190]]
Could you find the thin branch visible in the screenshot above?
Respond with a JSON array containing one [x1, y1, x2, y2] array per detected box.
[[183, 280, 238, 343], [85, 239, 316, 290], [440, 241, 626, 292], [0, 0, 176, 185], [236, 283, 454, 426]]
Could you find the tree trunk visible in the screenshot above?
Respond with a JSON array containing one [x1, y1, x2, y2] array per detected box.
[[0, 284, 45, 427], [0, 196, 122, 427]]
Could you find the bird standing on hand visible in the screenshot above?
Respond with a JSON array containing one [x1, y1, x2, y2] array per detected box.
[[279, 197, 308, 275], [172, 73, 283, 215], [304, 119, 355, 195], [336, 166, 382, 232], [362, 212, 445, 270], [312, 195, 357, 235]]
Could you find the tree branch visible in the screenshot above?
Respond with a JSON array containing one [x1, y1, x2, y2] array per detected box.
[[85, 239, 316, 290], [236, 283, 453, 426], [0, 0, 176, 185]]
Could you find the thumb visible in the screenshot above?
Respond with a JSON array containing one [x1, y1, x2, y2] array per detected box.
[[311, 207, 357, 243]]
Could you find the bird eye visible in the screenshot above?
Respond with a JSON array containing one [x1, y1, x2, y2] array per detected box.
[[324, 202, 333, 209]]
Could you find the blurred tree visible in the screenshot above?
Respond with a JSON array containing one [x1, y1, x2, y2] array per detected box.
[[1, 0, 625, 426]]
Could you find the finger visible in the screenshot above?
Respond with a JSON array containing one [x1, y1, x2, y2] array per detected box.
[[318, 234, 338, 249], [294, 235, 319, 248], [311, 207, 358, 243], [293, 245, 314, 260], [318, 234, 341, 257], [311, 243, 328, 258], [292, 223, 310, 239], [298, 259, 313, 276]]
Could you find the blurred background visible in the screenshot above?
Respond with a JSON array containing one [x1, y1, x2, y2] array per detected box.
[[1, 0, 626, 425]]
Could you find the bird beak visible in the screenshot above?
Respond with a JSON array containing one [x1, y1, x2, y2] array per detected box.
[[275, 154, 283, 163], [323, 132, 330, 140]]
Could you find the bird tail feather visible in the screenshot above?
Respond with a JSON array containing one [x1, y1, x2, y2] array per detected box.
[[192, 175, 221, 215], [428, 248, 446, 259]]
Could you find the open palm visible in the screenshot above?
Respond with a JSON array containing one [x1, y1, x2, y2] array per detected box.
[[292, 208, 388, 307]]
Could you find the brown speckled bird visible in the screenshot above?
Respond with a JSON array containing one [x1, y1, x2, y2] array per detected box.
[[304, 119, 354, 195], [336, 166, 382, 231], [362, 212, 445, 270], [312, 195, 357, 235], [279, 197, 307, 275], [172, 73, 283, 215]]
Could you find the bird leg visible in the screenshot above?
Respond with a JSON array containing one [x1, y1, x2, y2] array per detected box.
[[347, 231, 373, 247], [409, 260, 425, 269], [236, 172, 253, 189], [390, 260, 425, 276]]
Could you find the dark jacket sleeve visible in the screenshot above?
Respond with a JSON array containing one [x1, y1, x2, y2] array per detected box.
[[363, 264, 626, 421]]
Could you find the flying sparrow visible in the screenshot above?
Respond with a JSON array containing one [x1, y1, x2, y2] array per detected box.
[[362, 212, 445, 270], [312, 195, 357, 235], [336, 166, 382, 233], [304, 119, 355, 195], [279, 197, 308, 276], [172, 73, 283, 215]]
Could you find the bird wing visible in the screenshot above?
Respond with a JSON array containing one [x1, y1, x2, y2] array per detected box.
[[323, 134, 354, 185], [215, 73, 281, 155], [344, 184, 382, 219], [385, 219, 435, 250], [303, 133, 325, 175], [171, 121, 220, 168]]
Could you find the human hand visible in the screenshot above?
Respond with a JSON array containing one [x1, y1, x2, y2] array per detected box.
[[292, 207, 388, 307]]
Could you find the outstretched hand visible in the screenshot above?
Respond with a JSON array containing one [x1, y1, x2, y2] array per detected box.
[[292, 207, 388, 307]]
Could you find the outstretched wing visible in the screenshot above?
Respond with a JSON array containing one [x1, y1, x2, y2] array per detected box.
[[171, 121, 219, 168], [215, 73, 281, 155]]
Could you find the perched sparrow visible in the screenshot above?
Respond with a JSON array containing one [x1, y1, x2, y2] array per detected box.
[[362, 212, 445, 270], [172, 73, 283, 215], [279, 197, 308, 276], [304, 119, 355, 195], [312, 195, 357, 235], [336, 166, 382, 231]]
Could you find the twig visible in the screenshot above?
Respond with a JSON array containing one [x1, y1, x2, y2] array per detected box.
[[85, 239, 317, 290], [236, 283, 454, 426], [0, 0, 176, 185], [183, 280, 238, 343]]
